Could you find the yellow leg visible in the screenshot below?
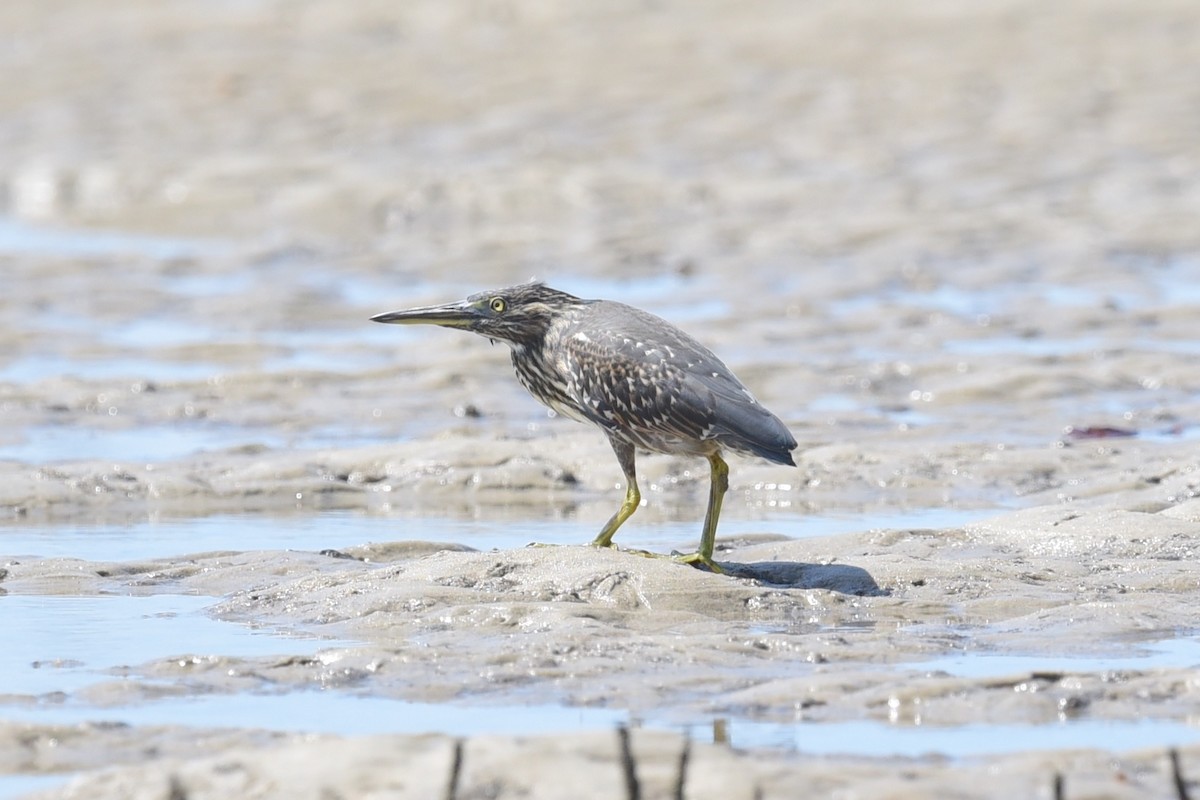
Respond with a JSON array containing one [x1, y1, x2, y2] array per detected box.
[[676, 452, 728, 573], [592, 438, 640, 548]]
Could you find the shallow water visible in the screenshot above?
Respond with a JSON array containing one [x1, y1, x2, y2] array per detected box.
[[734, 718, 1200, 758], [9, 679, 1199, 757], [0, 422, 388, 464], [915, 637, 1200, 679], [4, 587, 1196, 756], [3, 690, 629, 742], [0, 594, 353, 697], [0, 777, 65, 800], [0, 507, 991, 561], [0, 218, 227, 261]]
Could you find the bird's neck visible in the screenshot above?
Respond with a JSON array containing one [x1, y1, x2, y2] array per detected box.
[[508, 334, 576, 417], [508, 339, 547, 391]]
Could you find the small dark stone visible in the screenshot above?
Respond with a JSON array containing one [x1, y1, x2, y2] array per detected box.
[[319, 549, 356, 560]]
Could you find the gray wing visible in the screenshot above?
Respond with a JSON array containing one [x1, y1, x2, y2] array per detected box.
[[561, 303, 796, 465]]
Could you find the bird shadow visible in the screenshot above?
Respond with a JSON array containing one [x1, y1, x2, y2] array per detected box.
[[719, 559, 888, 596]]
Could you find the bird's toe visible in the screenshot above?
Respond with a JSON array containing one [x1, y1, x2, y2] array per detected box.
[[675, 552, 725, 574]]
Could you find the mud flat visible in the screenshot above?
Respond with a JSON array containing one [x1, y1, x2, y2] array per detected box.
[[5, 488, 1200, 798], [3, 0, 1200, 797]]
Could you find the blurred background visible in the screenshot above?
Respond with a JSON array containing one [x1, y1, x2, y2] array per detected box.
[[2, 0, 1199, 522]]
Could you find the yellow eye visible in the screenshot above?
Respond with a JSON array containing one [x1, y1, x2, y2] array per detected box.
[[490, 297, 506, 313]]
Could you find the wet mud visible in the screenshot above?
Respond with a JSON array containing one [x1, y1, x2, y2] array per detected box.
[[3, 0, 1200, 797]]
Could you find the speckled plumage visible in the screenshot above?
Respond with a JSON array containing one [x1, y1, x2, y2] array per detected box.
[[372, 281, 797, 571], [506, 288, 796, 465]]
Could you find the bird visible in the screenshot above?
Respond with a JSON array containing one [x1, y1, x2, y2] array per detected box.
[[371, 281, 797, 572]]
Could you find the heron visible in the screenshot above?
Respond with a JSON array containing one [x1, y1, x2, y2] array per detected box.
[[371, 282, 796, 572]]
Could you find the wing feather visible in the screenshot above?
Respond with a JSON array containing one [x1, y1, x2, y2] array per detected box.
[[560, 305, 796, 464]]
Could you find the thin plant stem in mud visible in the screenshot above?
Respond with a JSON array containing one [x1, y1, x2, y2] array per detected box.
[[444, 739, 464, 800], [617, 725, 642, 800], [1171, 749, 1193, 800], [674, 738, 691, 800]]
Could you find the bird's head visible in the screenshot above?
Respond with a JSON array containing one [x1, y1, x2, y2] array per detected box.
[[371, 282, 584, 349]]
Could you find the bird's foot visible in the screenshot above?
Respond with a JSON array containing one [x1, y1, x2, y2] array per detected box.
[[674, 551, 725, 574], [587, 540, 726, 573], [588, 540, 657, 558], [619, 546, 661, 559]]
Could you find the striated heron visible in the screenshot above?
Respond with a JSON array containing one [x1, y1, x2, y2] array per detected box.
[[371, 282, 797, 572]]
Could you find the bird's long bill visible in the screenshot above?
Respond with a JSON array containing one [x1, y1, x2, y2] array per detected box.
[[370, 300, 478, 329]]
